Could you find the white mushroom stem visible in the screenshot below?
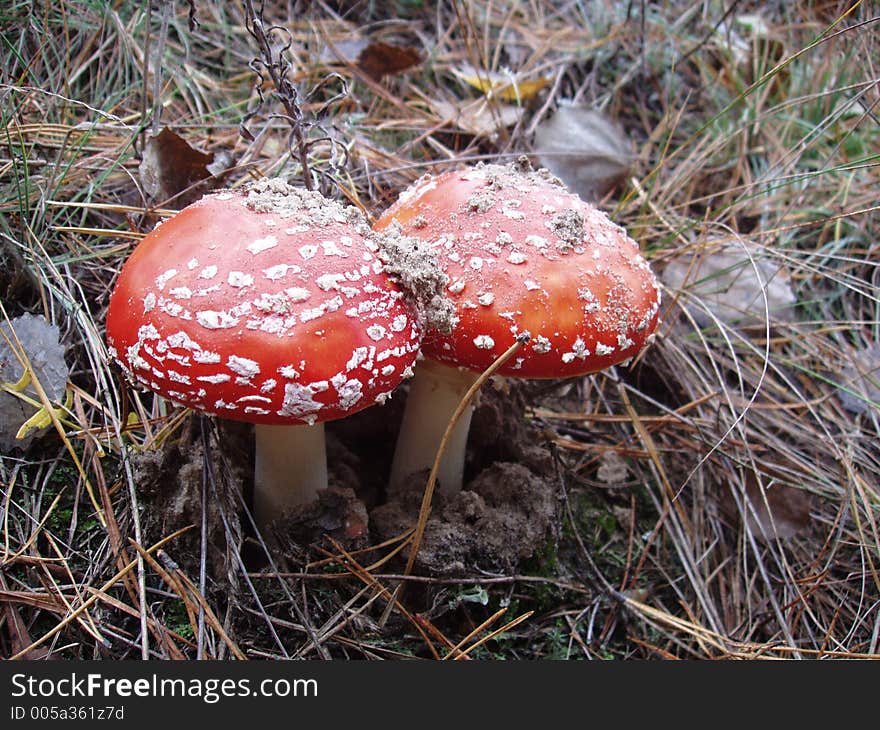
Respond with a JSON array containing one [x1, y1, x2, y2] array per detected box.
[[389, 358, 480, 495], [253, 422, 327, 528]]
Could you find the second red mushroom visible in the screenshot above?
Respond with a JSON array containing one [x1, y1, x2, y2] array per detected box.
[[375, 159, 662, 494]]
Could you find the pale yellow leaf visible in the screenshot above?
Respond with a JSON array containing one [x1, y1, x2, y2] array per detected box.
[[450, 65, 549, 102]]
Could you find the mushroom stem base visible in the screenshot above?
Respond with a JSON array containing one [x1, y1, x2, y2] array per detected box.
[[253, 422, 326, 528], [389, 359, 480, 495]]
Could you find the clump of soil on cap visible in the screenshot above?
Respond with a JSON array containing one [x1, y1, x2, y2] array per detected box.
[[372, 221, 458, 336], [243, 177, 368, 232], [480, 154, 566, 190], [550, 209, 586, 251]]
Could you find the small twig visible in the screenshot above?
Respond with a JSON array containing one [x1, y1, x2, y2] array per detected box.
[[240, 0, 349, 192]]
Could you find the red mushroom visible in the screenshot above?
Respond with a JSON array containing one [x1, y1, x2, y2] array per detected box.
[[107, 179, 421, 528], [374, 159, 661, 494]]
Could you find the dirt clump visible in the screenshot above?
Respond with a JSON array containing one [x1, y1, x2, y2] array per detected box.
[[370, 461, 561, 575], [133, 421, 248, 583], [268, 486, 370, 553]]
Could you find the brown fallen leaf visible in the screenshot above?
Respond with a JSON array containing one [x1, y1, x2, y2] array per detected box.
[[139, 128, 229, 206], [357, 41, 422, 82], [533, 105, 634, 202], [661, 238, 798, 331], [719, 472, 812, 542]]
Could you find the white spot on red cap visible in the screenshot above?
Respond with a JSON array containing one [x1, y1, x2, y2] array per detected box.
[[278, 365, 300, 380], [263, 263, 296, 280], [138, 324, 160, 341], [278, 381, 328, 423], [247, 235, 278, 254], [239, 395, 272, 404], [228, 271, 254, 288], [198, 373, 231, 384], [316, 273, 346, 291], [166, 331, 199, 350], [195, 285, 221, 297], [390, 314, 408, 332], [155, 269, 177, 290], [286, 287, 311, 303], [166, 370, 191, 384], [335, 379, 364, 410], [193, 350, 221, 364], [196, 310, 238, 329], [321, 240, 347, 257], [526, 235, 548, 250], [227, 355, 260, 378], [533, 336, 552, 354], [159, 299, 187, 318], [473, 335, 495, 349], [366, 324, 387, 341]]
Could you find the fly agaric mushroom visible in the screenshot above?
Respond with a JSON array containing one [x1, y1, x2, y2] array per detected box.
[[374, 158, 661, 494], [107, 179, 421, 528]]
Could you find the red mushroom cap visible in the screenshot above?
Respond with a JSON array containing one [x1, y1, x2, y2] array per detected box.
[[375, 160, 661, 378], [107, 180, 421, 425]]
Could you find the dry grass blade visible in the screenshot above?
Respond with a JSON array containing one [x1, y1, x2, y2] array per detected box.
[[443, 608, 535, 661], [323, 538, 442, 660], [8, 527, 193, 660]]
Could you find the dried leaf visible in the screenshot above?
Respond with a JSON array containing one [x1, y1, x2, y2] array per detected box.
[[139, 128, 225, 206], [0, 313, 69, 451], [721, 474, 812, 542], [451, 65, 549, 102], [357, 41, 422, 82], [837, 342, 880, 415], [597, 450, 629, 485], [432, 97, 523, 139], [534, 104, 634, 201], [661, 240, 798, 330]]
